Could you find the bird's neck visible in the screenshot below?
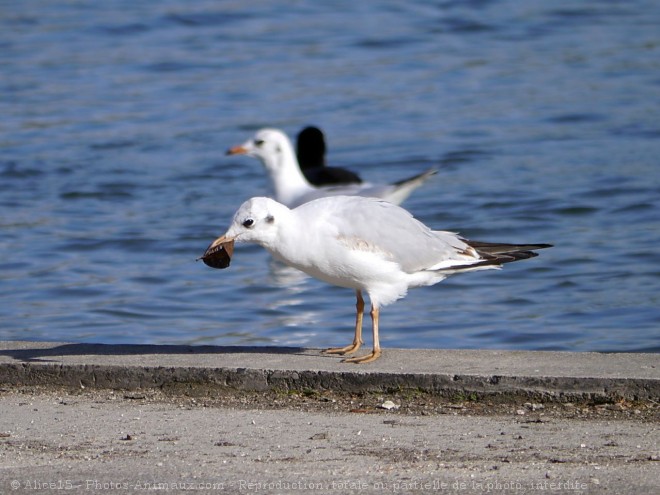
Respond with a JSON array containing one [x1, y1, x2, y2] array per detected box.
[[265, 145, 314, 207], [263, 210, 312, 268]]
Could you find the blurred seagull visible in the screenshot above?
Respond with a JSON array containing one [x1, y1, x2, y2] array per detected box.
[[201, 195, 552, 364], [296, 126, 362, 186], [227, 128, 436, 208]]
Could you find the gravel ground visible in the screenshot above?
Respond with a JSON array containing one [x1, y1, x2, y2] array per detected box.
[[1, 386, 658, 494]]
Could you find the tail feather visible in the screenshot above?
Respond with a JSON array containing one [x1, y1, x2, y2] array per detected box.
[[385, 168, 437, 205], [392, 168, 437, 187], [466, 240, 553, 265]]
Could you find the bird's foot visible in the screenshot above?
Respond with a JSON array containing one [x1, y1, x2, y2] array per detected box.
[[341, 349, 381, 364], [323, 341, 362, 356]]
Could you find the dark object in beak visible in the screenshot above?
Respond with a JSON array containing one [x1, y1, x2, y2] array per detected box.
[[199, 239, 234, 269]]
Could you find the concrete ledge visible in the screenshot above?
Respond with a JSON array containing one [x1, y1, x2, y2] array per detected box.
[[0, 341, 658, 401]]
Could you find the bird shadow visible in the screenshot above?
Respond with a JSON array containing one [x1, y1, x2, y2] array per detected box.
[[0, 342, 309, 364]]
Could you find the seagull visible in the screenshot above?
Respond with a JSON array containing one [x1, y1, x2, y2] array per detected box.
[[200, 195, 552, 364], [296, 126, 363, 186], [227, 128, 436, 208]]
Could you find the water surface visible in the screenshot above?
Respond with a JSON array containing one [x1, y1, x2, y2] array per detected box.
[[1, 1, 659, 353]]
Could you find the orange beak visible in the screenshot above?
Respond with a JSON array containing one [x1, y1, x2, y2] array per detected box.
[[226, 145, 248, 156]]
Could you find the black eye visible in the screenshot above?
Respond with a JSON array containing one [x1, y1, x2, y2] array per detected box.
[[242, 218, 254, 228], [254, 139, 264, 147]]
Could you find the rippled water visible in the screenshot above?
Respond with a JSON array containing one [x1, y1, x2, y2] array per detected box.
[[1, 1, 659, 353]]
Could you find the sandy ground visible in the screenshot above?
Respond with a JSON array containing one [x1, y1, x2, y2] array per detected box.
[[1, 386, 658, 494]]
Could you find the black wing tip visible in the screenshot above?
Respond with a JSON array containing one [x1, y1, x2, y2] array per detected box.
[[467, 240, 553, 250], [465, 240, 552, 265]]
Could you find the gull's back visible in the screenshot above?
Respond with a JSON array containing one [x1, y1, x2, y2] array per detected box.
[[296, 196, 478, 274]]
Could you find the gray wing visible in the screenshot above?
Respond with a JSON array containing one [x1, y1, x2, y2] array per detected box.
[[310, 196, 478, 273], [295, 170, 434, 207], [295, 182, 392, 204]]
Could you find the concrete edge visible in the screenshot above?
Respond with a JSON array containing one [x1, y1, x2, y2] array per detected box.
[[1, 361, 658, 403]]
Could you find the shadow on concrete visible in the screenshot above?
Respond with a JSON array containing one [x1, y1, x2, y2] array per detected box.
[[0, 342, 305, 363]]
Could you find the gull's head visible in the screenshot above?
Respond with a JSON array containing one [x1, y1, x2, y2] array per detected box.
[[226, 128, 294, 173], [200, 197, 288, 269], [227, 196, 284, 244]]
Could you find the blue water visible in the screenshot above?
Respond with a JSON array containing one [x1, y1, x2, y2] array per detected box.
[[1, 1, 659, 353]]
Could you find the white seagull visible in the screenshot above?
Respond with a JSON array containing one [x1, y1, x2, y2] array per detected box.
[[226, 128, 436, 208], [201, 196, 551, 364]]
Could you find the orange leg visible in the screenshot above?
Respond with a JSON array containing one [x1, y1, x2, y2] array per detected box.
[[342, 305, 382, 364], [324, 290, 364, 355]]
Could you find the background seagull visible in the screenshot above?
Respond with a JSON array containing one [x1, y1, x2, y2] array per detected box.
[[201, 195, 552, 363], [227, 128, 436, 208]]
